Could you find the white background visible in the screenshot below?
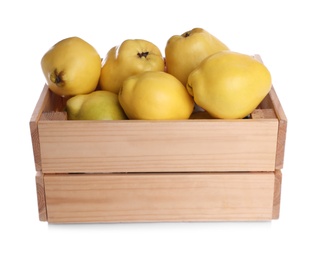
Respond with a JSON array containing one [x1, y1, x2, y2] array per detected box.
[[1, 0, 314, 259]]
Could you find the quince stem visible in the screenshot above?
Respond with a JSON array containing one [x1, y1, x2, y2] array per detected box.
[[137, 52, 149, 58], [50, 69, 65, 87]]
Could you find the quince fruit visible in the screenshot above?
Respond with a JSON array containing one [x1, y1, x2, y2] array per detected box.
[[41, 37, 101, 97], [187, 51, 272, 119], [118, 71, 194, 120], [165, 28, 229, 86], [99, 39, 165, 94], [66, 90, 127, 120]]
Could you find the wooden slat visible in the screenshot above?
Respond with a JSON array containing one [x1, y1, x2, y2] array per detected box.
[[29, 85, 51, 171], [30, 121, 41, 171], [267, 88, 287, 169], [36, 171, 47, 221], [38, 119, 279, 173], [272, 169, 282, 219], [43, 171, 276, 223], [259, 88, 287, 169]]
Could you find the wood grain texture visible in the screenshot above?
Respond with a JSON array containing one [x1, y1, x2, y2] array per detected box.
[[36, 171, 47, 221], [29, 85, 68, 171], [30, 121, 41, 171], [43, 171, 276, 223], [251, 109, 276, 119], [38, 119, 278, 173], [268, 88, 287, 169], [29, 86, 50, 171], [40, 111, 67, 121], [259, 87, 287, 169], [272, 170, 282, 219]]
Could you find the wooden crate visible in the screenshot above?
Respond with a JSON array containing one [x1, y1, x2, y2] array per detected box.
[[30, 55, 287, 223]]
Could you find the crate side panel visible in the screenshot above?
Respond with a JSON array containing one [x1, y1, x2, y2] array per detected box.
[[29, 85, 51, 171], [272, 170, 282, 219], [30, 121, 41, 171], [269, 87, 287, 169], [30, 85, 68, 171], [36, 171, 47, 221], [44, 172, 275, 223], [259, 87, 287, 169], [38, 120, 278, 173]]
